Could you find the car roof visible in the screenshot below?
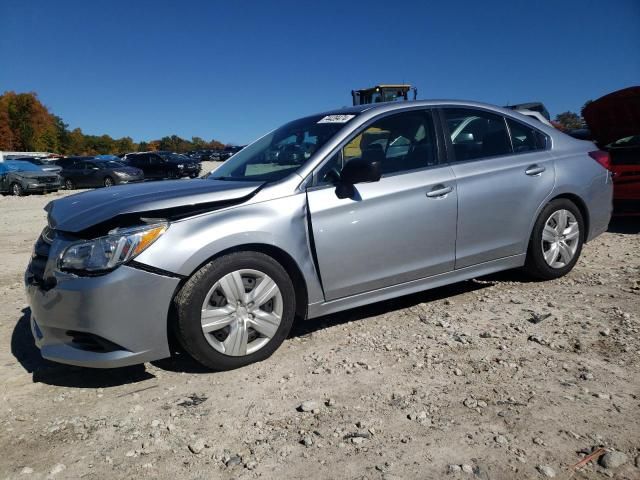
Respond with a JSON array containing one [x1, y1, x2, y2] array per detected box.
[[318, 99, 538, 117]]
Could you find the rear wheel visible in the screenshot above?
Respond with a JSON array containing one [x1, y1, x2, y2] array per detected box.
[[524, 198, 584, 279], [11, 183, 24, 196], [174, 251, 296, 370]]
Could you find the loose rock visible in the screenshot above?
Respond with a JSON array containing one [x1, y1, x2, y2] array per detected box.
[[599, 451, 628, 469], [297, 400, 319, 412], [536, 465, 556, 478]]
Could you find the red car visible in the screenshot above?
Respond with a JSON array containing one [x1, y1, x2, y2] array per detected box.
[[583, 86, 640, 215]]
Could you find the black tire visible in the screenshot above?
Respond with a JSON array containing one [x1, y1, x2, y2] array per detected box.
[[174, 251, 296, 371], [104, 176, 114, 187], [524, 198, 585, 280], [64, 178, 74, 190], [11, 183, 25, 196]]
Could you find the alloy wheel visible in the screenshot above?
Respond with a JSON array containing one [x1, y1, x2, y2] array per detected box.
[[12, 183, 21, 196], [200, 269, 283, 356], [104, 177, 114, 187], [65, 179, 74, 190], [541, 209, 580, 268]]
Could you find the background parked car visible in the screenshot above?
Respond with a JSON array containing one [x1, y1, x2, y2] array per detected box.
[[56, 157, 144, 189], [603, 135, 640, 214], [0, 160, 61, 196], [12, 157, 63, 175], [124, 151, 201, 179], [582, 86, 640, 214]]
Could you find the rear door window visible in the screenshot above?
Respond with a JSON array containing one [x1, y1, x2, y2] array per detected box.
[[443, 108, 512, 161]]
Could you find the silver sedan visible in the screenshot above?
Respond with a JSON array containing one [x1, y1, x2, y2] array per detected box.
[[26, 100, 613, 370]]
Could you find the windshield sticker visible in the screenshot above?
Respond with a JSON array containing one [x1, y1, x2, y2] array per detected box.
[[317, 114, 356, 124]]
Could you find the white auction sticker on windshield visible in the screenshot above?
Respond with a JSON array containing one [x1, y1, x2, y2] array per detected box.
[[317, 114, 355, 124]]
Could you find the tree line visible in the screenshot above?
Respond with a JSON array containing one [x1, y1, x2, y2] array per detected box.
[[1, 90, 591, 156], [0, 91, 227, 155]]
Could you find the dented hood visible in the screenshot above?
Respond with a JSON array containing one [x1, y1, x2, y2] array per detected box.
[[46, 178, 263, 233]]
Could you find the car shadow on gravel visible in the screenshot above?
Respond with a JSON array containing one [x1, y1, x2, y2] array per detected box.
[[11, 308, 155, 388], [290, 279, 493, 338], [151, 279, 495, 374], [607, 216, 640, 234]]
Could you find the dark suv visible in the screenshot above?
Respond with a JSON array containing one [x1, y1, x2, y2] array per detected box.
[[56, 157, 144, 189], [124, 152, 201, 179]]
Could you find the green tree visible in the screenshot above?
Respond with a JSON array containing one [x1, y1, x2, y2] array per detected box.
[[554, 111, 584, 131], [191, 136, 207, 149], [53, 115, 71, 154], [115, 136, 136, 154]]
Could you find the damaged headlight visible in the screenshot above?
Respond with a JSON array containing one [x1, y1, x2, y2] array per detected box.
[[59, 222, 168, 273]]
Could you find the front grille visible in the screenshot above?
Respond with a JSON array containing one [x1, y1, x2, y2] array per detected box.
[[44, 177, 58, 183]]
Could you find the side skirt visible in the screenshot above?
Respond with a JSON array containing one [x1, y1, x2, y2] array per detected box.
[[306, 254, 526, 319]]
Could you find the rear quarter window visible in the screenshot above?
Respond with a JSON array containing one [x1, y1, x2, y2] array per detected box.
[[506, 118, 544, 153]]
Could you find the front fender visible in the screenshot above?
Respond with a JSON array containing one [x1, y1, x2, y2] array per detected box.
[[134, 193, 325, 305]]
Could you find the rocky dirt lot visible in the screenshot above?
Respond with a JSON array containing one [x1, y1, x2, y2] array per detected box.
[[0, 180, 638, 480]]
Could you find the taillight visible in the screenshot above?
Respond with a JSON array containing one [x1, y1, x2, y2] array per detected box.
[[589, 150, 612, 171]]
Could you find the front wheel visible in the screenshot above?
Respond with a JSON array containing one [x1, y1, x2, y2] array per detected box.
[[524, 199, 584, 280], [11, 183, 25, 196], [64, 178, 74, 190], [174, 251, 296, 370], [104, 176, 114, 187]]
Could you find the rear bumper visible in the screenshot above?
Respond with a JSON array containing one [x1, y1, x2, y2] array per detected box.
[[585, 172, 614, 242], [25, 264, 181, 368], [613, 199, 640, 215]]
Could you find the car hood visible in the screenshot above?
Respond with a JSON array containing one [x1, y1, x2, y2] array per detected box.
[[10, 171, 53, 179], [46, 178, 263, 233]]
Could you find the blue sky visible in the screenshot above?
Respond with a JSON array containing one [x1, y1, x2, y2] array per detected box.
[[1, 0, 638, 144]]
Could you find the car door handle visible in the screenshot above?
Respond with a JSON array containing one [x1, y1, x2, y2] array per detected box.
[[426, 185, 453, 198], [525, 165, 545, 176]]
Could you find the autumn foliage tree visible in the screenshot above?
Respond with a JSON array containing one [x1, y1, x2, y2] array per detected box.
[[0, 91, 230, 155]]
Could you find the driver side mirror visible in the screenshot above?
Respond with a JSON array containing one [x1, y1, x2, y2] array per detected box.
[[335, 146, 383, 199]]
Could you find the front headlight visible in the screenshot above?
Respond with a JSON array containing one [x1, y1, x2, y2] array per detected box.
[[177, 164, 184, 169], [114, 171, 127, 178], [59, 222, 168, 273]]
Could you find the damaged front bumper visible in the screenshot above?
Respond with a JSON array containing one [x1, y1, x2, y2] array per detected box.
[[25, 264, 180, 368]]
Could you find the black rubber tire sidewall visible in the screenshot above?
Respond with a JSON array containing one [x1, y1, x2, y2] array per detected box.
[[524, 198, 584, 280], [174, 251, 296, 371]]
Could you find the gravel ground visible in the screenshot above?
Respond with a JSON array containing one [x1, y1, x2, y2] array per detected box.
[[0, 177, 638, 479]]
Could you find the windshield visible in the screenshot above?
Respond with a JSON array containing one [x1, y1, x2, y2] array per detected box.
[[97, 160, 127, 169], [209, 114, 354, 182], [607, 135, 640, 148], [3, 161, 43, 172], [158, 153, 190, 163]]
